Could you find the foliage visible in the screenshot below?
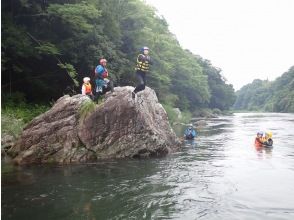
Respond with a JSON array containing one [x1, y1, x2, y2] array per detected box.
[[163, 104, 191, 125], [79, 100, 96, 122], [234, 66, 294, 112], [196, 56, 236, 110], [1, 92, 50, 138], [57, 63, 79, 86], [162, 104, 178, 125], [2, 0, 236, 113], [1, 113, 26, 138], [2, 93, 50, 123]]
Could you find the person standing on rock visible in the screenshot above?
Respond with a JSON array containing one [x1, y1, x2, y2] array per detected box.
[[81, 77, 94, 100], [94, 58, 114, 99], [132, 46, 153, 99]]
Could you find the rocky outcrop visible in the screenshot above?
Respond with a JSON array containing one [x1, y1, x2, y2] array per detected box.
[[8, 86, 181, 164]]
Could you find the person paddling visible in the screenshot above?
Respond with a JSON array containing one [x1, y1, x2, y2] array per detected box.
[[132, 46, 153, 99]]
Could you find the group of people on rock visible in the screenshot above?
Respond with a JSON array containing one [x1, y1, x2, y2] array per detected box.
[[81, 46, 152, 100], [255, 131, 273, 147]]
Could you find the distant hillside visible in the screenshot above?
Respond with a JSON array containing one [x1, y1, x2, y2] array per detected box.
[[234, 66, 294, 112]]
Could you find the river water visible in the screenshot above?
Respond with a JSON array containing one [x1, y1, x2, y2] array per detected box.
[[2, 113, 294, 220]]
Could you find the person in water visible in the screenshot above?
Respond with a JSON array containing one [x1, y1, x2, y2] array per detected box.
[[255, 131, 264, 147], [255, 131, 273, 147], [263, 131, 273, 146], [184, 125, 197, 140]]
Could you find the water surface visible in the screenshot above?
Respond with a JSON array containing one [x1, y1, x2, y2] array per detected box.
[[2, 113, 294, 219]]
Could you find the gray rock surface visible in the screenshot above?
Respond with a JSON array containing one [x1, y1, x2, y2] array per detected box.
[[1, 134, 16, 161], [8, 86, 181, 164]]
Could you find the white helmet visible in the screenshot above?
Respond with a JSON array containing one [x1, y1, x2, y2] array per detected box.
[[83, 77, 90, 83]]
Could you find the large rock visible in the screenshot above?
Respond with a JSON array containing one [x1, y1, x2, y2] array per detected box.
[[8, 86, 181, 164]]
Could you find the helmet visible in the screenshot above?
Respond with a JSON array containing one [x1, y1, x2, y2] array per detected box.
[[83, 77, 90, 83], [141, 46, 149, 52], [265, 131, 273, 138], [100, 59, 107, 64]]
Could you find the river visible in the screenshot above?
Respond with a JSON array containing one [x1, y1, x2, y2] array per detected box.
[[2, 113, 294, 219]]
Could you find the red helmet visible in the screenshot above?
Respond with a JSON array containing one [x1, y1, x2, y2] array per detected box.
[[100, 59, 107, 64]]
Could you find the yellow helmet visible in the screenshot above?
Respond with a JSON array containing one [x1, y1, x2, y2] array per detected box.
[[265, 131, 273, 138]]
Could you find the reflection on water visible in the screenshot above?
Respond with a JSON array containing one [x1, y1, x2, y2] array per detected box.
[[2, 113, 294, 220]]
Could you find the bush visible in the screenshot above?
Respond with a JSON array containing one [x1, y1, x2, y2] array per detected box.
[[1, 113, 25, 138], [163, 104, 191, 125], [181, 110, 192, 124], [162, 104, 178, 124], [1, 93, 50, 139], [79, 100, 96, 122], [192, 108, 212, 117], [2, 93, 50, 123], [212, 108, 222, 115]]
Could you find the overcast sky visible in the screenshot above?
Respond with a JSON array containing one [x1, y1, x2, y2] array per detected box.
[[145, 0, 294, 90]]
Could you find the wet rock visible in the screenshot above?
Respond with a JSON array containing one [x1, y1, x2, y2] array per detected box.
[[194, 120, 207, 126], [8, 86, 181, 164], [1, 134, 16, 161], [1, 134, 15, 149]]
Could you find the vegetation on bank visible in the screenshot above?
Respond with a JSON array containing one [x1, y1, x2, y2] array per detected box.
[[162, 104, 191, 125], [2, 0, 236, 117], [1, 93, 50, 139], [234, 66, 294, 112], [79, 99, 96, 122]]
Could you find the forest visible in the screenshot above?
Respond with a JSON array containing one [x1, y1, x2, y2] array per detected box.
[[234, 66, 294, 112], [2, 0, 236, 118]]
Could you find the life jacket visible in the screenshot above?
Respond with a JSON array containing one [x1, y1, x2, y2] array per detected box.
[[95, 65, 108, 79], [136, 54, 150, 72], [185, 128, 196, 139], [255, 137, 263, 147], [83, 82, 92, 95], [102, 69, 108, 78]]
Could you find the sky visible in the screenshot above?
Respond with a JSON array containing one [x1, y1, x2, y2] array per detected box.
[[145, 0, 294, 90]]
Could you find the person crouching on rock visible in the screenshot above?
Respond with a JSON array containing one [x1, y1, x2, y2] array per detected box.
[[81, 77, 94, 100], [94, 58, 114, 99], [132, 46, 153, 99]]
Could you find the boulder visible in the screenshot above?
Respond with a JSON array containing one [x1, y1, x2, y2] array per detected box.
[[8, 86, 181, 164], [1, 134, 16, 162]]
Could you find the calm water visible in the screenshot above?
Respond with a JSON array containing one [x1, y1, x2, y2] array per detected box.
[[2, 113, 294, 220]]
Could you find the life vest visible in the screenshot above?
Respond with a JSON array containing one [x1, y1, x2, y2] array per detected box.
[[95, 65, 108, 79], [83, 82, 92, 95], [102, 69, 108, 78], [136, 54, 150, 72], [255, 137, 263, 147]]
